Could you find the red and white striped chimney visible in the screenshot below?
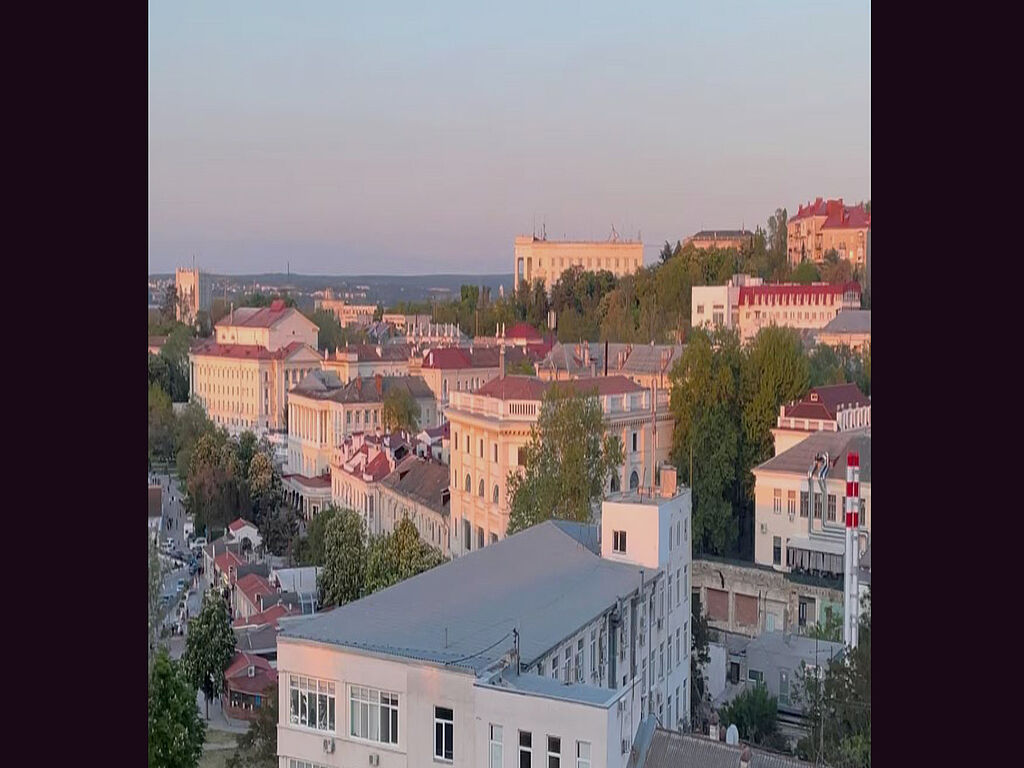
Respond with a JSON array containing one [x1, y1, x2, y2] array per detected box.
[[844, 451, 861, 648]]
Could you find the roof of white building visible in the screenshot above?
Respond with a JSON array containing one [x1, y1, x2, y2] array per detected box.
[[820, 309, 871, 334], [755, 428, 871, 484], [279, 520, 646, 675]]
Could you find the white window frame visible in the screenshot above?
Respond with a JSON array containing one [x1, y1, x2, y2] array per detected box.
[[348, 685, 398, 745], [490, 724, 503, 768], [434, 706, 454, 762], [289, 675, 336, 733], [547, 735, 562, 768], [576, 741, 591, 768], [613, 530, 626, 553], [520, 730, 533, 768]]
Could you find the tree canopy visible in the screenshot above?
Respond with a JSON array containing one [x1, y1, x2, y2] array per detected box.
[[181, 591, 236, 720], [381, 386, 421, 433], [507, 383, 623, 535], [364, 518, 446, 594], [186, 433, 246, 533], [319, 508, 368, 607], [149, 649, 205, 768], [719, 684, 787, 751], [227, 683, 278, 768]]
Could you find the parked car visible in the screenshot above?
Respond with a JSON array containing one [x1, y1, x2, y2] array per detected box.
[[191, 536, 207, 551], [176, 578, 186, 592]]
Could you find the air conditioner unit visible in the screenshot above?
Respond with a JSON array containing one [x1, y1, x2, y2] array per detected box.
[[368, 755, 380, 767], [323, 738, 335, 754], [760, 523, 768, 534]]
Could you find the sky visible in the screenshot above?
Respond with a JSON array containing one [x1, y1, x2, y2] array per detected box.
[[149, 0, 870, 276]]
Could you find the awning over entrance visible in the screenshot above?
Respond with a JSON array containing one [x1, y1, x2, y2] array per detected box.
[[787, 536, 845, 575]]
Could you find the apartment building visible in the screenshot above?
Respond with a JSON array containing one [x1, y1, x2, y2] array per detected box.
[[514, 235, 644, 294], [378, 455, 451, 556], [329, 431, 411, 533], [415, 345, 530, 411], [189, 300, 323, 435], [817, 310, 871, 354], [446, 371, 673, 557], [175, 266, 211, 324], [316, 289, 377, 327], [690, 274, 764, 331], [787, 198, 871, 266], [752, 429, 870, 580], [736, 282, 861, 344], [276, 480, 691, 768], [682, 229, 754, 251], [322, 345, 411, 383], [771, 383, 870, 457], [286, 371, 437, 483]]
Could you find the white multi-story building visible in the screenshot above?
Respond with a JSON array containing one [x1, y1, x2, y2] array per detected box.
[[690, 274, 763, 331], [276, 473, 692, 768]]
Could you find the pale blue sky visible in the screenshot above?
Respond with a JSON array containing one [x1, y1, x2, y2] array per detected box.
[[149, 0, 870, 275]]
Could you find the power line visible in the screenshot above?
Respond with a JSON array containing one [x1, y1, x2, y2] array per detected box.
[[443, 631, 513, 667]]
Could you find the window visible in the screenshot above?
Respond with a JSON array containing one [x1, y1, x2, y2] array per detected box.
[[590, 630, 597, 674], [348, 686, 397, 744], [787, 490, 796, 516], [493, 443, 498, 462], [576, 638, 584, 681], [613, 530, 627, 553], [827, 494, 837, 522], [547, 736, 561, 768], [860, 498, 867, 526], [289, 676, 335, 732], [667, 693, 672, 729], [676, 627, 681, 662], [629, 470, 639, 489], [659, 642, 664, 680], [453, 431, 458, 450], [289, 761, 329, 768], [493, 484, 500, 504], [779, 671, 790, 706], [478, 526, 484, 549], [434, 706, 454, 761], [465, 473, 472, 492], [748, 669, 764, 684], [800, 491, 809, 518], [480, 438, 484, 458], [479, 478, 485, 497], [551, 656, 558, 680], [490, 724, 503, 768], [667, 634, 672, 674], [773, 536, 782, 566], [667, 574, 673, 610], [520, 730, 533, 768], [773, 489, 781, 514], [632, 432, 638, 452], [814, 493, 822, 519]]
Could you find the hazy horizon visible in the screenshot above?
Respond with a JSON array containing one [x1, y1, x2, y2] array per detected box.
[[149, 0, 870, 275]]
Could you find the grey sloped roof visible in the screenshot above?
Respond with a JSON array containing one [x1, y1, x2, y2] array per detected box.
[[632, 723, 812, 768], [755, 428, 871, 484], [821, 309, 871, 334], [280, 521, 645, 674], [293, 369, 344, 394], [619, 344, 684, 375], [380, 456, 450, 516]]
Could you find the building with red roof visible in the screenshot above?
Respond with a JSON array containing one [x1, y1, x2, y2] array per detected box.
[[189, 301, 324, 437], [736, 281, 861, 344], [414, 344, 532, 408], [787, 198, 870, 266], [223, 651, 278, 721], [321, 343, 412, 383], [233, 572, 276, 621], [329, 430, 414, 535], [771, 383, 871, 456], [446, 373, 674, 556]]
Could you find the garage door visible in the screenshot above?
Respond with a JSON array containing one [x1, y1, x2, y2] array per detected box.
[[707, 588, 729, 622], [735, 594, 758, 627]]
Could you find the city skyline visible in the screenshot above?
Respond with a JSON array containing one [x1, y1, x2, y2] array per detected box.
[[149, 0, 870, 275]]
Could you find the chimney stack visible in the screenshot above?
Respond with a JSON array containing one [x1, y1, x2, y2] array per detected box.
[[375, 374, 383, 398], [499, 343, 506, 379]]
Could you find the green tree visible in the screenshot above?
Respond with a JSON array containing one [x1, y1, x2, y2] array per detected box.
[[381, 386, 421, 432], [187, 433, 246, 533], [261, 507, 300, 557], [149, 383, 176, 464], [690, 602, 712, 731], [236, 431, 260, 477], [796, 590, 871, 767], [719, 684, 785, 750], [791, 261, 821, 284], [507, 383, 623, 534], [162, 284, 179, 321], [821, 257, 854, 285], [507, 357, 536, 376], [767, 207, 788, 269], [319, 508, 367, 606], [807, 609, 843, 642], [174, 401, 218, 482], [149, 649, 206, 768], [181, 591, 237, 720], [306, 308, 345, 353], [149, 538, 163, 669], [227, 684, 278, 768], [293, 505, 339, 566], [669, 327, 743, 555], [364, 518, 446, 594]]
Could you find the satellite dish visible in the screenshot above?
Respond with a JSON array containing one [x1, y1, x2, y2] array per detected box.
[[726, 724, 739, 745]]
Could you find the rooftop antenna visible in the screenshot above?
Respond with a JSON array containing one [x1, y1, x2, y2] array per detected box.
[[542, 219, 546, 241]]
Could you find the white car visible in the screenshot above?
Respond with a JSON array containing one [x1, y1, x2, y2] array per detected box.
[[190, 537, 207, 551]]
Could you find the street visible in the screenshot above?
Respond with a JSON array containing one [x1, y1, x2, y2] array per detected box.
[[150, 471, 187, 550]]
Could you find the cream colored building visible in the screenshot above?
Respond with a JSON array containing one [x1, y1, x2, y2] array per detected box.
[[329, 431, 408, 533], [446, 373, 673, 557], [415, 345, 531, 411], [378, 455, 451, 556], [752, 429, 870, 579], [316, 289, 377, 327], [322, 344, 411, 383], [770, 382, 870, 457], [690, 274, 763, 331], [787, 198, 871, 266], [816, 310, 871, 354], [682, 229, 754, 251], [189, 301, 323, 436], [286, 372, 438, 482], [513, 235, 643, 294], [276, 484, 691, 768], [175, 267, 211, 324], [737, 282, 861, 345]]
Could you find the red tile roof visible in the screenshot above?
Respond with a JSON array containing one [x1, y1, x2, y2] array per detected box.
[[236, 573, 275, 606], [189, 340, 308, 360], [821, 205, 871, 231], [228, 518, 255, 533], [335, 344, 411, 362], [784, 383, 869, 421], [214, 551, 245, 578], [738, 282, 860, 306], [282, 473, 331, 490], [421, 346, 530, 370], [232, 603, 299, 629], [363, 451, 393, 481], [505, 322, 542, 340], [224, 651, 277, 694], [216, 302, 306, 329], [473, 374, 645, 401]]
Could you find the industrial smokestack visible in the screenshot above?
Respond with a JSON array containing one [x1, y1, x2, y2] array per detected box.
[[844, 451, 861, 648]]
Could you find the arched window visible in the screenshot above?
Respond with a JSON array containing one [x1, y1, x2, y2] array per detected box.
[[493, 484, 500, 504], [610, 473, 620, 493], [465, 473, 472, 492], [478, 478, 485, 497], [629, 470, 639, 490]]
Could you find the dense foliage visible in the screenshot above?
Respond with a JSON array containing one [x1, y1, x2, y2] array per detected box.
[[720, 684, 787, 751], [381, 386, 421, 432], [507, 384, 624, 535], [227, 684, 279, 768], [149, 649, 205, 768], [181, 591, 236, 719]]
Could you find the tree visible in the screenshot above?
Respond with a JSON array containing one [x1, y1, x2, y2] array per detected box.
[[306, 308, 345, 353], [260, 507, 301, 557], [507, 357, 536, 376], [149, 538, 163, 670], [236, 431, 260, 477], [227, 683, 278, 768], [669, 327, 743, 555], [507, 383, 623, 534], [790, 261, 821, 284], [719, 684, 786, 750], [149, 383, 176, 464], [796, 590, 871, 767], [187, 433, 246, 533], [364, 518, 446, 594], [181, 591, 236, 720], [162, 284, 179, 321], [767, 207, 788, 270], [174, 401, 218, 482], [690, 601, 712, 732], [319, 508, 367, 606], [381, 386, 421, 433], [149, 649, 206, 768], [293, 505, 339, 566], [821, 257, 854, 285], [807, 609, 843, 642]]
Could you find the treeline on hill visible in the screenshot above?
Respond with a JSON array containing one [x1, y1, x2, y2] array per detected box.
[[669, 324, 869, 560], [385, 207, 867, 343]]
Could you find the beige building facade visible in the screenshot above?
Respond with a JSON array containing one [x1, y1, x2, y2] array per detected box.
[[415, 345, 530, 410], [682, 229, 754, 251], [787, 198, 871, 266], [446, 375, 673, 557], [378, 455, 451, 556], [322, 344, 411, 383], [316, 290, 377, 327], [690, 275, 763, 331], [513, 235, 643, 294], [736, 282, 861, 344], [175, 267, 211, 324], [189, 301, 322, 436]]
